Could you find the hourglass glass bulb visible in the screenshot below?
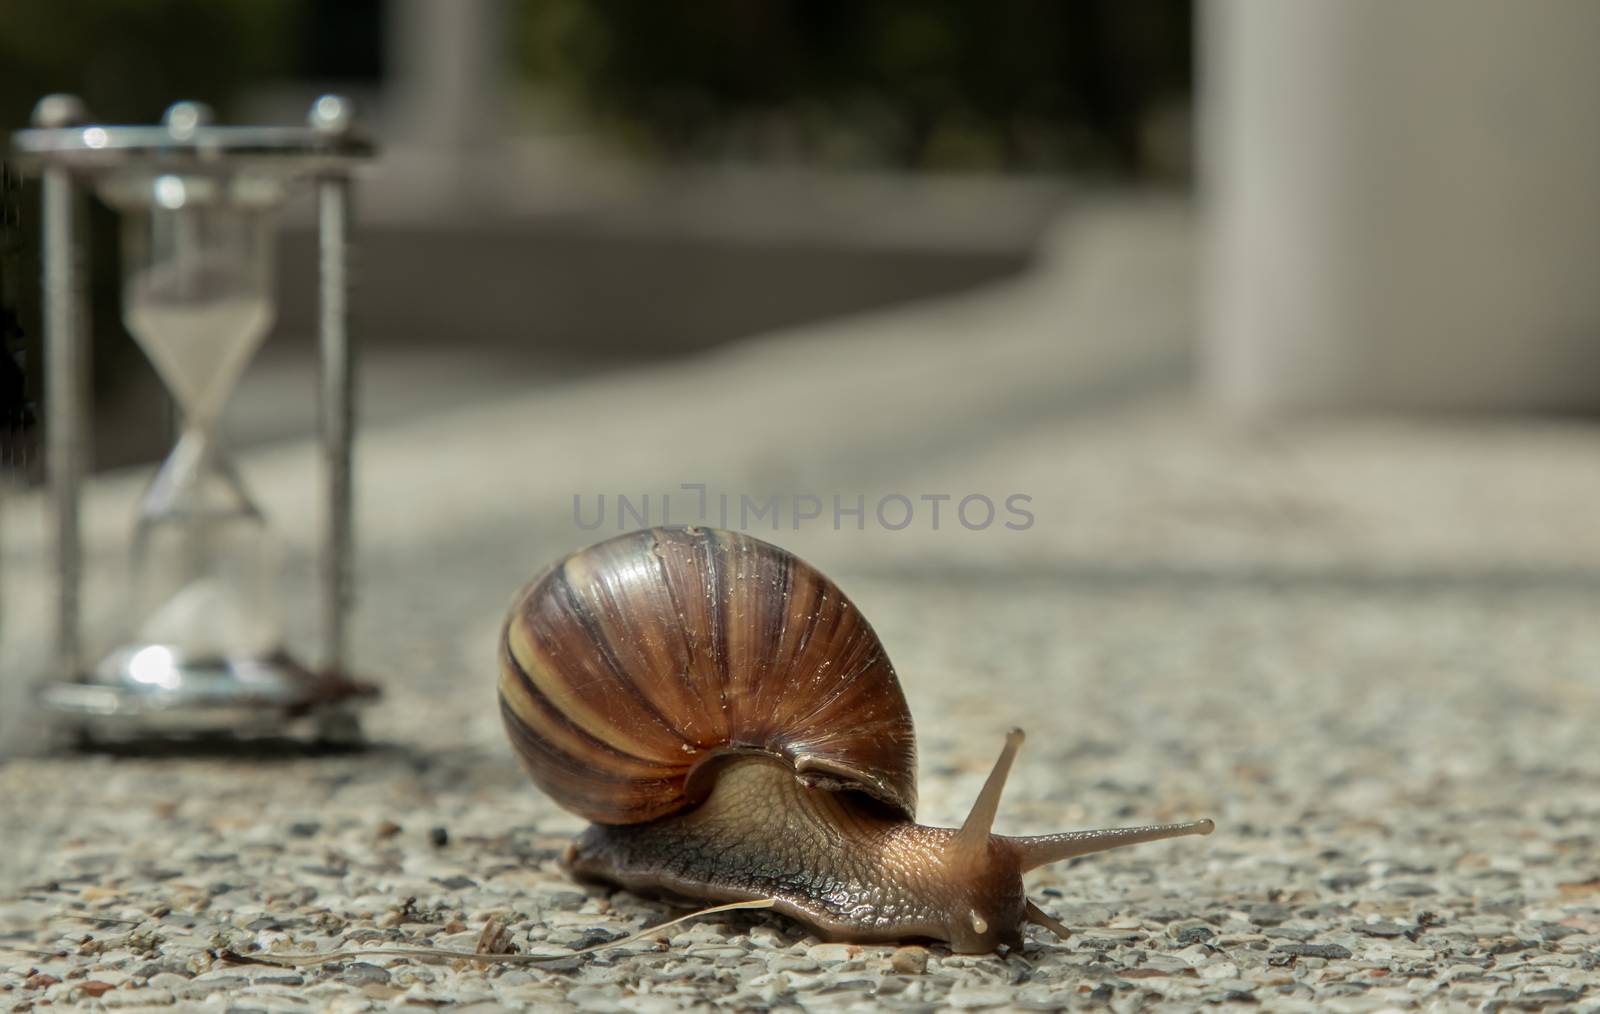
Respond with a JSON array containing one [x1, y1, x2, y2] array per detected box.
[[99, 140, 290, 666], [119, 189, 278, 427]]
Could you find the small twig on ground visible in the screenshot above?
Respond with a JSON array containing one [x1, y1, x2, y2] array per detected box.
[[217, 899, 777, 968], [57, 912, 144, 927]]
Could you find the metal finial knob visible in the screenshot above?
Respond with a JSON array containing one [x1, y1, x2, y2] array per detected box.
[[31, 94, 91, 129], [308, 94, 355, 136], [163, 101, 215, 139]]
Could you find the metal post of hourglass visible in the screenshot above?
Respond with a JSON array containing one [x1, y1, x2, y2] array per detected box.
[[12, 96, 378, 741], [310, 95, 360, 742], [34, 95, 94, 694]]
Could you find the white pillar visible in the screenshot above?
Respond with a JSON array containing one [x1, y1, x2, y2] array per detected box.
[[384, 0, 507, 207], [1202, 0, 1600, 414]]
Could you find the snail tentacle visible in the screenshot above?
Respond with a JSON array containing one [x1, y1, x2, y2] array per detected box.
[[1008, 819, 1216, 873], [1024, 899, 1072, 940], [947, 727, 1026, 871]]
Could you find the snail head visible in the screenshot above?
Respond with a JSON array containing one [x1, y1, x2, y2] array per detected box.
[[936, 729, 1215, 953]]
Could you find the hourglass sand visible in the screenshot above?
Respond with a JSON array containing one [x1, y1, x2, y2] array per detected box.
[[16, 98, 376, 740]]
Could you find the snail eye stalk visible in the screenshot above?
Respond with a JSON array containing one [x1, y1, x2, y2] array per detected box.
[[946, 728, 1025, 872]]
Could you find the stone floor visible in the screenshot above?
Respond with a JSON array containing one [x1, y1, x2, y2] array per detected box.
[[3, 200, 1598, 1011]]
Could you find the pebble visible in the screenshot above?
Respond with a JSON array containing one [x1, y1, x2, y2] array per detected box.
[[121, 991, 183, 1008], [1167, 919, 1215, 946], [334, 962, 391, 986], [1353, 920, 1411, 937], [1275, 942, 1354, 960], [1244, 903, 1292, 926], [890, 946, 929, 974], [805, 942, 856, 963], [945, 985, 1015, 1009]]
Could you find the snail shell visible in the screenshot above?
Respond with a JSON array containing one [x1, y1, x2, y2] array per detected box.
[[497, 526, 917, 825]]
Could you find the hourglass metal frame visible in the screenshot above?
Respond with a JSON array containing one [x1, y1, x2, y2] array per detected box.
[[12, 95, 377, 739]]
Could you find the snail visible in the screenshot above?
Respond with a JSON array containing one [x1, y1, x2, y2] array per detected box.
[[498, 526, 1213, 954]]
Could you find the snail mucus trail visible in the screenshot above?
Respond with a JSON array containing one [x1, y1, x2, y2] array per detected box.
[[499, 526, 1214, 954]]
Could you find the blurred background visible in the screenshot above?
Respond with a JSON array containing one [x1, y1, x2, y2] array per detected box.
[[0, 0, 1191, 472], [2, 0, 1600, 734], [3, 0, 1596, 481]]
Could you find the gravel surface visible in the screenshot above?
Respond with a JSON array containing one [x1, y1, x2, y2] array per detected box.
[[3, 202, 1598, 1011], [3, 566, 1600, 1004], [4, 560, 1599, 1012]]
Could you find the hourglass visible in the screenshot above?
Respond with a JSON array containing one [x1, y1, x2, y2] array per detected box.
[[14, 96, 377, 739]]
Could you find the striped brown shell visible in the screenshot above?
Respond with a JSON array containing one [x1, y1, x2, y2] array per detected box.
[[498, 526, 918, 826]]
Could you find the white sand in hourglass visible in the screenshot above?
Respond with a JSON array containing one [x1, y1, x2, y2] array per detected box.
[[126, 281, 274, 426], [136, 576, 279, 660]]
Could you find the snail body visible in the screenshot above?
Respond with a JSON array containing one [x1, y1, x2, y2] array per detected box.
[[499, 526, 1211, 953]]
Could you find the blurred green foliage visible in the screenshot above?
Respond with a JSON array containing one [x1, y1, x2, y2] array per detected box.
[[513, 0, 1191, 175], [0, 0, 294, 131]]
